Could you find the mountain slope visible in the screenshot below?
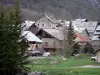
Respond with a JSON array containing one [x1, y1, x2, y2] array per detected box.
[[2, 0, 100, 21]]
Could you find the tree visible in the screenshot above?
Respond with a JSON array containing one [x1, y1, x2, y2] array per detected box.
[[0, 1, 28, 75], [72, 42, 80, 55], [84, 42, 94, 54], [66, 21, 76, 57], [0, 3, 9, 74]]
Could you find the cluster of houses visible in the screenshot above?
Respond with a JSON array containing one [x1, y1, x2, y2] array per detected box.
[[21, 15, 100, 61]]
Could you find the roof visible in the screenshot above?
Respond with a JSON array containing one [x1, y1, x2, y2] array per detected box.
[[96, 25, 100, 30], [75, 33, 90, 42], [35, 15, 59, 24], [92, 25, 100, 40], [45, 15, 59, 24], [92, 35, 100, 40], [74, 25, 86, 33], [22, 20, 35, 31], [75, 19, 87, 22], [43, 29, 63, 40], [73, 20, 98, 33], [93, 31, 100, 35], [93, 25, 100, 34], [21, 31, 43, 43]]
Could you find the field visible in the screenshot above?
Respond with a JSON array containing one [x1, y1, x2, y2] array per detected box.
[[26, 55, 100, 75]]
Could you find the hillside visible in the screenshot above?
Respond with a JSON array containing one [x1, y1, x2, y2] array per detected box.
[[2, 0, 100, 21]]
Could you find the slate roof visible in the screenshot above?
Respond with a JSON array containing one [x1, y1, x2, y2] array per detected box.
[[43, 29, 63, 40], [93, 31, 100, 35], [21, 31, 43, 43], [73, 20, 98, 33], [35, 15, 59, 24], [61, 21, 88, 34], [73, 25, 86, 33], [45, 15, 59, 24], [22, 20, 35, 31], [96, 25, 100, 30], [92, 24, 100, 40], [92, 35, 100, 40]]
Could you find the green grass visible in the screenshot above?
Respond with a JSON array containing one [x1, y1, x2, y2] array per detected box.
[[43, 68, 100, 75], [25, 56, 100, 75]]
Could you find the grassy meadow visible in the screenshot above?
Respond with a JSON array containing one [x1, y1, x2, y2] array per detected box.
[[25, 55, 100, 75]]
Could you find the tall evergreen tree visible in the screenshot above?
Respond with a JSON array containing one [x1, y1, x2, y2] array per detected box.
[[0, 1, 28, 75], [66, 21, 76, 57], [0, 3, 9, 74]]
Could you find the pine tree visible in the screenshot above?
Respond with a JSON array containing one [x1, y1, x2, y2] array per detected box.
[[73, 42, 80, 55], [66, 21, 76, 57], [0, 1, 28, 75], [0, 3, 9, 74], [84, 42, 94, 54]]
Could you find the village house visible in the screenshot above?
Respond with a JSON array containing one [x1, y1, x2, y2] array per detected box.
[[92, 24, 100, 50], [35, 15, 59, 29], [36, 29, 63, 55]]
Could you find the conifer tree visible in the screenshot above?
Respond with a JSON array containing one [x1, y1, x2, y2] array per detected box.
[[0, 1, 28, 75], [0, 3, 8, 74], [66, 21, 76, 57], [84, 42, 94, 54]]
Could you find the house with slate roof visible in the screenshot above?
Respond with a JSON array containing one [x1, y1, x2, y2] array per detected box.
[[36, 28, 63, 55], [72, 19, 98, 37], [92, 24, 100, 50], [35, 15, 59, 29]]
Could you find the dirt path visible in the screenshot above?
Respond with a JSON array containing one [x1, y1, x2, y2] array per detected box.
[[72, 65, 100, 68]]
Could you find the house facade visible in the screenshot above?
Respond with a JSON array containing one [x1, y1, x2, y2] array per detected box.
[[35, 15, 59, 29], [37, 29, 63, 55], [92, 24, 100, 50]]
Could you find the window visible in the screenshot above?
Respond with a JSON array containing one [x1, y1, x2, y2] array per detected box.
[[38, 24, 39, 26]]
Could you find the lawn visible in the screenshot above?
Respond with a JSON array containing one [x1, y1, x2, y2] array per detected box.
[[26, 56, 100, 75]]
